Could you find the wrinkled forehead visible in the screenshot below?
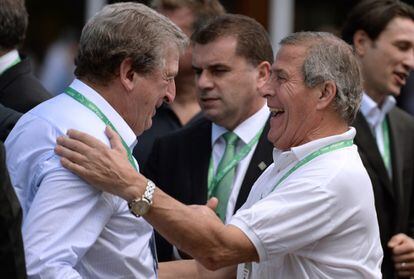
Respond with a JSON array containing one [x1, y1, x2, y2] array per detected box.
[[273, 44, 307, 72]]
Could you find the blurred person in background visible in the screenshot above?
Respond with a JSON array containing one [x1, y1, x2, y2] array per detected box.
[[133, 0, 225, 167], [0, 0, 50, 113], [144, 14, 274, 262], [342, 0, 414, 277]]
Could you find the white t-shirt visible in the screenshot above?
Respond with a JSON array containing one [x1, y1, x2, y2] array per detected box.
[[230, 128, 383, 278]]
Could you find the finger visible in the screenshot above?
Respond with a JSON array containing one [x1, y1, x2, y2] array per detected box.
[[206, 197, 219, 211], [67, 129, 106, 150], [398, 270, 414, 278], [397, 270, 414, 277], [389, 234, 406, 248], [393, 252, 414, 263], [395, 261, 414, 271], [105, 126, 125, 152], [57, 135, 92, 155], [55, 144, 88, 164], [393, 242, 414, 256], [60, 157, 89, 178]]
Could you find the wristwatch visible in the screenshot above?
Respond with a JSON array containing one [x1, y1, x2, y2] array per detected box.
[[128, 179, 156, 217]]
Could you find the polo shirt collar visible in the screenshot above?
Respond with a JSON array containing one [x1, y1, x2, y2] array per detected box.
[[273, 127, 356, 171]]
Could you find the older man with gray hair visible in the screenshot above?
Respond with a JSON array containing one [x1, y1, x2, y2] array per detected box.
[[56, 30, 383, 278], [5, 2, 187, 278]]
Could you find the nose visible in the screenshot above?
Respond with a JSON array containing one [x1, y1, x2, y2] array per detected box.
[[196, 70, 214, 91], [164, 79, 176, 104]]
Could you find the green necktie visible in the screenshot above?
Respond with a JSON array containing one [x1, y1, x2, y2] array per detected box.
[[212, 131, 239, 221]]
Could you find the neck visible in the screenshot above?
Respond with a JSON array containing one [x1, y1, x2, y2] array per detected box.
[[220, 100, 266, 131], [297, 112, 348, 148], [0, 49, 12, 57], [363, 84, 386, 107], [81, 78, 128, 119]]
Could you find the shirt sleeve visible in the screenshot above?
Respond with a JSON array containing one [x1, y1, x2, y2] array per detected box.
[[230, 178, 336, 262], [22, 155, 116, 278]]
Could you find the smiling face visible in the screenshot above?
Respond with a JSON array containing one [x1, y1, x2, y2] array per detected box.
[[192, 36, 267, 130], [128, 46, 179, 135], [262, 44, 324, 150], [357, 17, 414, 103]]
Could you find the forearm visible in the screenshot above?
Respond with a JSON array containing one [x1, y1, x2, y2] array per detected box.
[[144, 187, 258, 270], [159, 260, 236, 279], [159, 260, 197, 279]]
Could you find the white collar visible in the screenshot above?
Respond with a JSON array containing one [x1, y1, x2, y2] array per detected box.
[[211, 104, 269, 145], [360, 93, 396, 129], [0, 50, 20, 75], [68, 79, 138, 149], [272, 127, 356, 169]]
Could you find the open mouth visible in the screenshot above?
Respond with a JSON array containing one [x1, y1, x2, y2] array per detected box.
[[394, 71, 408, 85], [270, 108, 285, 117]]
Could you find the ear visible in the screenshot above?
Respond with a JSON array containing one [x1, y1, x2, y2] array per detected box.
[[316, 80, 336, 111], [119, 58, 138, 92], [256, 61, 272, 91], [353, 30, 372, 57]]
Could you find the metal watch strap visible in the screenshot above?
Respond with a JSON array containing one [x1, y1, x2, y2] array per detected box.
[[128, 179, 156, 217], [143, 179, 155, 202]]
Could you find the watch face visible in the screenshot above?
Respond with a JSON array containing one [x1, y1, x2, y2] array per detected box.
[[131, 199, 150, 216]]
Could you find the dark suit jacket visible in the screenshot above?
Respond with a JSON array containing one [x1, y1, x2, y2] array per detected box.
[[143, 117, 274, 261], [0, 142, 27, 278], [0, 104, 21, 142], [0, 55, 50, 113], [353, 109, 414, 279]]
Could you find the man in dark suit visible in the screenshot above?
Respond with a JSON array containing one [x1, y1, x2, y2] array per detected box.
[[0, 0, 50, 113], [0, 141, 26, 278], [144, 14, 274, 261], [342, 1, 414, 277], [0, 103, 21, 141]]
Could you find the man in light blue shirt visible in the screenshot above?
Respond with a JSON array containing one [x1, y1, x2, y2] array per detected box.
[[5, 3, 187, 278]]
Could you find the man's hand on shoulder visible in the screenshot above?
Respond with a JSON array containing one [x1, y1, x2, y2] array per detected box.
[[55, 126, 146, 202]]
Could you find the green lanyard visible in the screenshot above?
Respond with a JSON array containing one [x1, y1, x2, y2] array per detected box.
[[1, 57, 21, 75], [207, 127, 264, 198], [262, 139, 353, 198], [64, 87, 138, 171], [381, 118, 391, 171]]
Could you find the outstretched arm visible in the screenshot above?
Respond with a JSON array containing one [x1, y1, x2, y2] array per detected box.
[[55, 127, 258, 270], [158, 260, 236, 279]]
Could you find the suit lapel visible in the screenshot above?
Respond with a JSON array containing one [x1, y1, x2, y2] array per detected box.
[[353, 112, 394, 198], [234, 119, 273, 212], [189, 119, 212, 200]]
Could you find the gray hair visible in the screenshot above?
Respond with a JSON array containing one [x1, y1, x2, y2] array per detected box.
[[280, 32, 363, 124], [74, 2, 188, 84], [0, 0, 28, 51]]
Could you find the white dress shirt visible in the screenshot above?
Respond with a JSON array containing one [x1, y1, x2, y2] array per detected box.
[[5, 79, 156, 278], [0, 49, 19, 75], [211, 104, 269, 224], [360, 93, 396, 177], [230, 128, 383, 278]]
